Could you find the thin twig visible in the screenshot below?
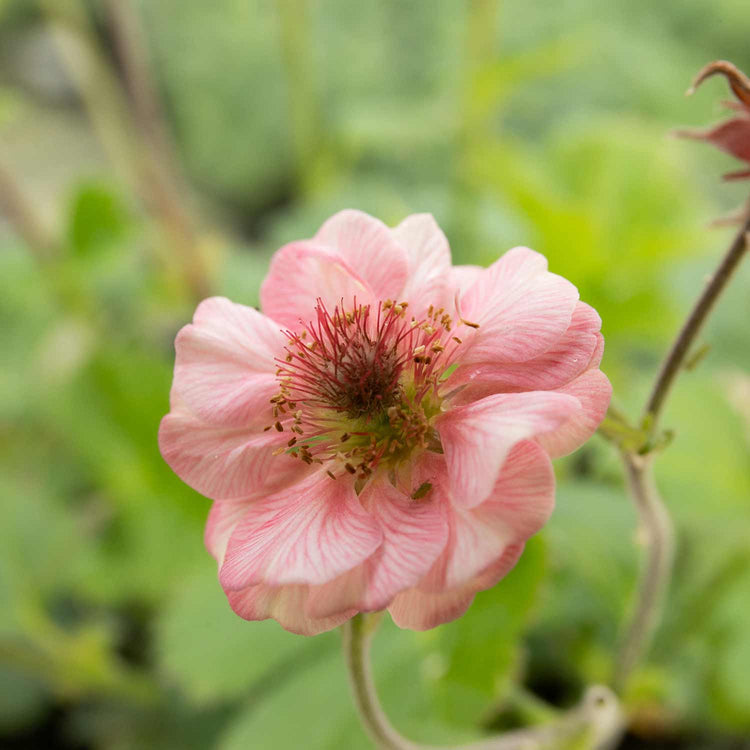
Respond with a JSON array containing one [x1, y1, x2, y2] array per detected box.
[[42, 0, 211, 301], [0, 158, 55, 258], [103, 0, 200, 252], [644, 212, 750, 427]]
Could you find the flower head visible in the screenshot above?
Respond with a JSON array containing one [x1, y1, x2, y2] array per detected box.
[[159, 210, 611, 634], [678, 60, 750, 182]]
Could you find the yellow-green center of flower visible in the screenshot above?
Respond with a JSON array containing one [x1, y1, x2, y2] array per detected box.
[[266, 299, 464, 481]]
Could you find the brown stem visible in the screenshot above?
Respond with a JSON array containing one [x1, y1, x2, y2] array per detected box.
[[103, 0, 199, 249], [615, 207, 750, 691], [42, 0, 211, 301], [644, 212, 750, 428], [0, 159, 55, 258]]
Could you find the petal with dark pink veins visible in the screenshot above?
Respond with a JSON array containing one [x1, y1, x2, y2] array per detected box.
[[449, 301, 602, 396], [392, 213, 453, 317], [305, 474, 449, 618], [457, 246, 579, 364], [219, 472, 383, 590], [260, 242, 375, 330], [436, 391, 579, 508], [172, 297, 283, 427], [159, 412, 309, 500], [535, 369, 612, 458], [227, 583, 355, 636], [388, 544, 524, 631]]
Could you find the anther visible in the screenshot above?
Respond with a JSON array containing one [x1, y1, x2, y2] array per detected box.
[[274, 421, 283, 432]]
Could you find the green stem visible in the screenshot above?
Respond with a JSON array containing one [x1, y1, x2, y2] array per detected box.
[[342, 614, 416, 750], [614, 208, 750, 691], [342, 615, 623, 750], [613, 453, 674, 692]]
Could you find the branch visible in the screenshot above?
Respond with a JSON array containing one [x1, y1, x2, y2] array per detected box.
[[614, 208, 750, 690], [644, 212, 750, 428], [41, 0, 211, 301], [103, 0, 200, 251]]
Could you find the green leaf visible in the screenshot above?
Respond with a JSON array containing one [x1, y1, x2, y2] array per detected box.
[[539, 481, 638, 656], [218, 617, 480, 750], [155, 565, 334, 706], [217, 646, 363, 750], [0, 668, 48, 734], [66, 183, 131, 258], [429, 535, 548, 727]]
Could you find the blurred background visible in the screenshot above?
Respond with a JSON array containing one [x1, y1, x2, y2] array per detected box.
[[1, 1, 750, 748]]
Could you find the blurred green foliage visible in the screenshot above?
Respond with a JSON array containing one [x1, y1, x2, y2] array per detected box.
[[1, 1, 750, 748]]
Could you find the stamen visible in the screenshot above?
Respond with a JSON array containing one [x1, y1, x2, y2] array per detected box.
[[267, 298, 461, 480]]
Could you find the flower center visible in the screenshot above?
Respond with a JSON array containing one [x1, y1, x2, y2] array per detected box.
[[267, 299, 463, 481]]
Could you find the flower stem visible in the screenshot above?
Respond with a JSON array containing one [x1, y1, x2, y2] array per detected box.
[[644, 212, 750, 428], [615, 209, 750, 690], [613, 453, 674, 692], [342, 614, 624, 750], [342, 614, 417, 750]]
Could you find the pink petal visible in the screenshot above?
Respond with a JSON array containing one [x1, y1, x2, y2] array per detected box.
[[204, 500, 251, 565], [451, 264, 484, 294], [172, 297, 283, 427], [588, 333, 605, 370], [304, 473, 450, 617], [227, 583, 355, 636], [159, 411, 309, 500], [219, 472, 383, 589], [471, 440, 555, 540], [314, 210, 409, 301], [392, 213, 452, 316], [387, 543, 524, 631], [457, 246, 579, 364], [406, 442, 553, 602], [535, 368, 612, 458], [260, 242, 375, 330], [449, 301, 602, 394], [436, 390, 580, 507]]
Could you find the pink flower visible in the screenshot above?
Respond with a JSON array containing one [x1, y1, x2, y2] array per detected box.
[[677, 60, 750, 181], [159, 210, 611, 635]]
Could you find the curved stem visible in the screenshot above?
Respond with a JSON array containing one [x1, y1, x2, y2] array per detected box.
[[343, 614, 624, 750], [613, 453, 674, 691], [644, 212, 750, 428], [342, 614, 417, 750], [615, 206, 750, 691]]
